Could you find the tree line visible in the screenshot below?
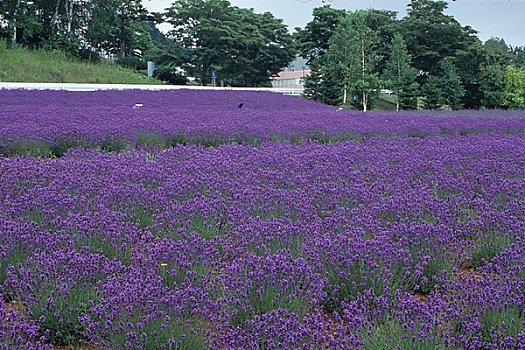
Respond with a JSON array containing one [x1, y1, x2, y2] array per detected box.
[[1, 0, 524, 109], [297, 0, 525, 110], [0, 0, 295, 87]]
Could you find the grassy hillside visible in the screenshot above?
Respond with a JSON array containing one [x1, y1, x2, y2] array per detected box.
[[0, 43, 162, 84]]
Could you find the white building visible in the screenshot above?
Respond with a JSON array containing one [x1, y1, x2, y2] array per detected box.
[[271, 57, 311, 89]]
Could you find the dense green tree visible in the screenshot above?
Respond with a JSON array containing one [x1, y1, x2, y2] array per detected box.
[[221, 9, 295, 86], [453, 42, 486, 109], [85, 0, 151, 59], [503, 66, 525, 109], [512, 47, 525, 68], [294, 5, 346, 64], [302, 9, 383, 109], [421, 59, 464, 110], [303, 56, 344, 105], [0, 0, 152, 59], [400, 0, 478, 76], [362, 9, 399, 74], [421, 75, 443, 109], [326, 11, 381, 111], [438, 59, 465, 109], [382, 33, 419, 110], [484, 37, 512, 64], [479, 63, 507, 109], [165, 0, 294, 86]]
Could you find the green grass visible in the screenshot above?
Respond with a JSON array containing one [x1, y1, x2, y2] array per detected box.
[[0, 42, 161, 84], [362, 319, 449, 350], [480, 307, 524, 345], [374, 93, 398, 111]]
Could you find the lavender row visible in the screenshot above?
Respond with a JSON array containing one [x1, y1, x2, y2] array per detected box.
[[1, 133, 524, 349], [1, 90, 525, 156]]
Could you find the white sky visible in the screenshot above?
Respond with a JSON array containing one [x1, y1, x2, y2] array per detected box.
[[143, 0, 525, 47]]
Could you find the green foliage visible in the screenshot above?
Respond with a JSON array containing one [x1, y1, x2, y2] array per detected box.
[[136, 132, 166, 147], [422, 59, 464, 110], [129, 205, 154, 230], [438, 59, 465, 110], [0, 242, 30, 302], [362, 319, 448, 350], [453, 43, 485, 109], [303, 56, 345, 106], [230, 272, 310, 326], [0, 0, 153, 59], [101, 136, 131, 152], [309, 131, 361, 144], [187, 213, 229, 240], [0, 43, 161, 84], [389, 234, 453, 294], [513, 46, 525, 68], [294, 5, 347, 63], [74, 233, 132, 265], [383, 33, 419, 110], [158, 262, 210, 292], [484, 37, 512, 65], [323, 259, 386, 313], [503, 65, 525, 109], [117, 56, 147, 70], [471, 231, 514, 268], [421, 76, 443, 109], [323, 11, 382, 112], [111, 312, 207, 350], [31, 285, 98, 347], [480, 307, 524, 344], [480, 63, 507, 109], [401, 0, 477, 76], [165, 0, 295, 86]]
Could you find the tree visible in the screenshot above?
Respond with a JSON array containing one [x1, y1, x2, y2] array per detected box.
[[382, 33, 419, 110], [479, 63, 506, 109], [484, 37, 512, 64], [453, 42, 487, 109], [400, 0, 478, 76], [362, 9, 399, 74], [512, 47, 525, 68], [303, 55, 344, 105], [86, 0, 151, 59], [421, 59, 464, 110], [503, 66, 525, 109], [321, 11, 382, 111], [439, 59, 465, 109], [421, 75, 443, 109], [294, 5, 346, 64], [165, 0, 294, 86], [221, 9, 295, 86]]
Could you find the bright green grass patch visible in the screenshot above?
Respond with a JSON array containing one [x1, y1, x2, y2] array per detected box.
[[0, 42, 161, 84]]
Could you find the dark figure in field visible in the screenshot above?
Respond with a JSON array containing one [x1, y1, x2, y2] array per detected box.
[[238, 103, 244, 109]]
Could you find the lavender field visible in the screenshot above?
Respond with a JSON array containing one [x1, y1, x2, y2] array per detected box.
[[1, 90, 524, 350], [1, 90, 525, 157]]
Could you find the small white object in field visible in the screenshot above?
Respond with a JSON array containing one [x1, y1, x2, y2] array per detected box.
[[133, 103, 144, 109], [337, 107, 343, 112]]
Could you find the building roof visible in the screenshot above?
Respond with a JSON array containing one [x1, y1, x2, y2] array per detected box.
[[271, 70, 311, 81]]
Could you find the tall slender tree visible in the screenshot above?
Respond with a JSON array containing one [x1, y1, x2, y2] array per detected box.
[[438, 59, 465, 109], [382, 33, 419, 110], [480, 63, 506, 109], [326, 11, 381, 111]]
